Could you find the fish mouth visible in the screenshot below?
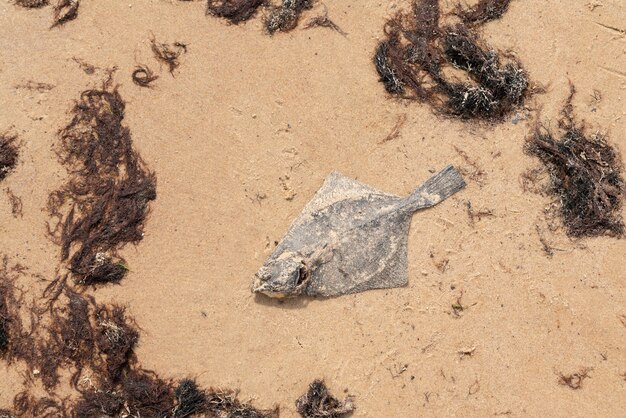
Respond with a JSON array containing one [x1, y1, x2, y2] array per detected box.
[[252, 281, 287, 299], [251, 275, 287, 299]]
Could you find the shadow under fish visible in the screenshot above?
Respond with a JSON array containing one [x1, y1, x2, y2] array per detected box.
[[252, 165, 465, 298]]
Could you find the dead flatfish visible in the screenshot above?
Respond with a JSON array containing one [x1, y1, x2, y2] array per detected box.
[[252, 165, 465, 298]]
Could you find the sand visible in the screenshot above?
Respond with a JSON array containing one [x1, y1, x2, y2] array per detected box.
[[1, 0, 625, 416]]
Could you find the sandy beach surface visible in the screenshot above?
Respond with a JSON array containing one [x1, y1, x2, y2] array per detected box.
[[1, 0, 625, 416]]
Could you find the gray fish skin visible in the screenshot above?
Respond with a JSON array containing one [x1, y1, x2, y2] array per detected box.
[[252, 165, 465, 298]]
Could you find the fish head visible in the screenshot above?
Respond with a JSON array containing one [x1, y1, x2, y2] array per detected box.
[[252, 253, 311, 298]]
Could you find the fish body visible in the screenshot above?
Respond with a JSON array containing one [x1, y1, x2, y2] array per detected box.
[[252, 165, 465, 298]]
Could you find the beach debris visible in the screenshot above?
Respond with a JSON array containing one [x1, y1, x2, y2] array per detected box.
[[526, 84, 625, 237], [15, 0, 49, 8], [121, 369, 176, 417], [558, 367, 591, 389], [206, 0, 265, 23], [173, 379, 207, 417], [14, 80, 55, 92], [94, 304, 139, 383], [73, 57, 97, 75], [0, 134, 18, 183], [252, 165, 465, 298], [303, 5, 346, 36], [47, 87, 157, 286], [4, 188, 23, 218], [51, 0, 79, 28], [40, 287, 95, 389], [132, 65, 159, 87], [151, 37, 187, 74], [296, 380, 354, 418], [379, 114, 407, 144], [265, 0, 314, 34], [204, 389, 279, 418], [0, 259, 23, 360], [453, 0, 511, 25], [374, 0, 531, 121]]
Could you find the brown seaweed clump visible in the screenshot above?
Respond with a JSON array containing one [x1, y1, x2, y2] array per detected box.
[[205, 388, 279, 418], [132, 65, 159, 88], [296, 380, 354, 418], [94, 304, 139, 383], [206, 0, 265, 24], [15, 0, 49, 8], [173, 379, 207, 417], [121, 369, 176, 417], [4, 393, 68, 418], [265, 0, 313, 34], [0, 257, 36, 368], [51, 0, 79, 28], [0, 259, 22, 360], [38, 288, 96, 389], [47, 87, 157, 286], [526, 85, 625, 237], [151, 38, 188, 74], [453, 0, 511, 25], [374, 0, 530, 121], [0, 134, 19, 183]]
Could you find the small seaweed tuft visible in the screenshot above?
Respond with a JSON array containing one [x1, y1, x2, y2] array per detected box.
[[206, 0, 265, 23], [265, 0, 314, 34], [296, 379, 354, 418]]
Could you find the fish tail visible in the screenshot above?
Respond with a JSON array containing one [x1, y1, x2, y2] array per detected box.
[[405, 165, 466, 211]]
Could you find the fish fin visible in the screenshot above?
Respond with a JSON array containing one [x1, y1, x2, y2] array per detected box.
[[300, 172, 398, 216]]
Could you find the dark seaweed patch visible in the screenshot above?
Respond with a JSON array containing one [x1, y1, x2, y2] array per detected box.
[[296, 380, 354, 418], [74, 386, 124, 418], [151, 38, 188, 74], [205, 389, 279, 418], [374, 0, 530, 121], [0, 135, 19, 183], [47, 87, 157, 285], [94, 304, 139, 383], [0, 257, 34, 365], [173, 379, 207, 417], [51, 0, 79, 28], [41, 288, 95, 389], [526, 85, 625, 237], [8, 393, 68, 418], [454, 0, 512, 25], [206, 0, 265, 23], [265, 0, 313, 34], [132, 65, 159, 87], [122, 369, 175, 417], [0, 260, 18, 357]]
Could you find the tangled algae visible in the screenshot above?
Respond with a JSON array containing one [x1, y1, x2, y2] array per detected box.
[[206, 0, 265, 24], [526, 85, 625, 237], [374, 0, 531, 121], [47, 87, 156, 286], [265, 0, 313, 34], [0, 134, 19, 183], [296, 380, 354, 418]]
